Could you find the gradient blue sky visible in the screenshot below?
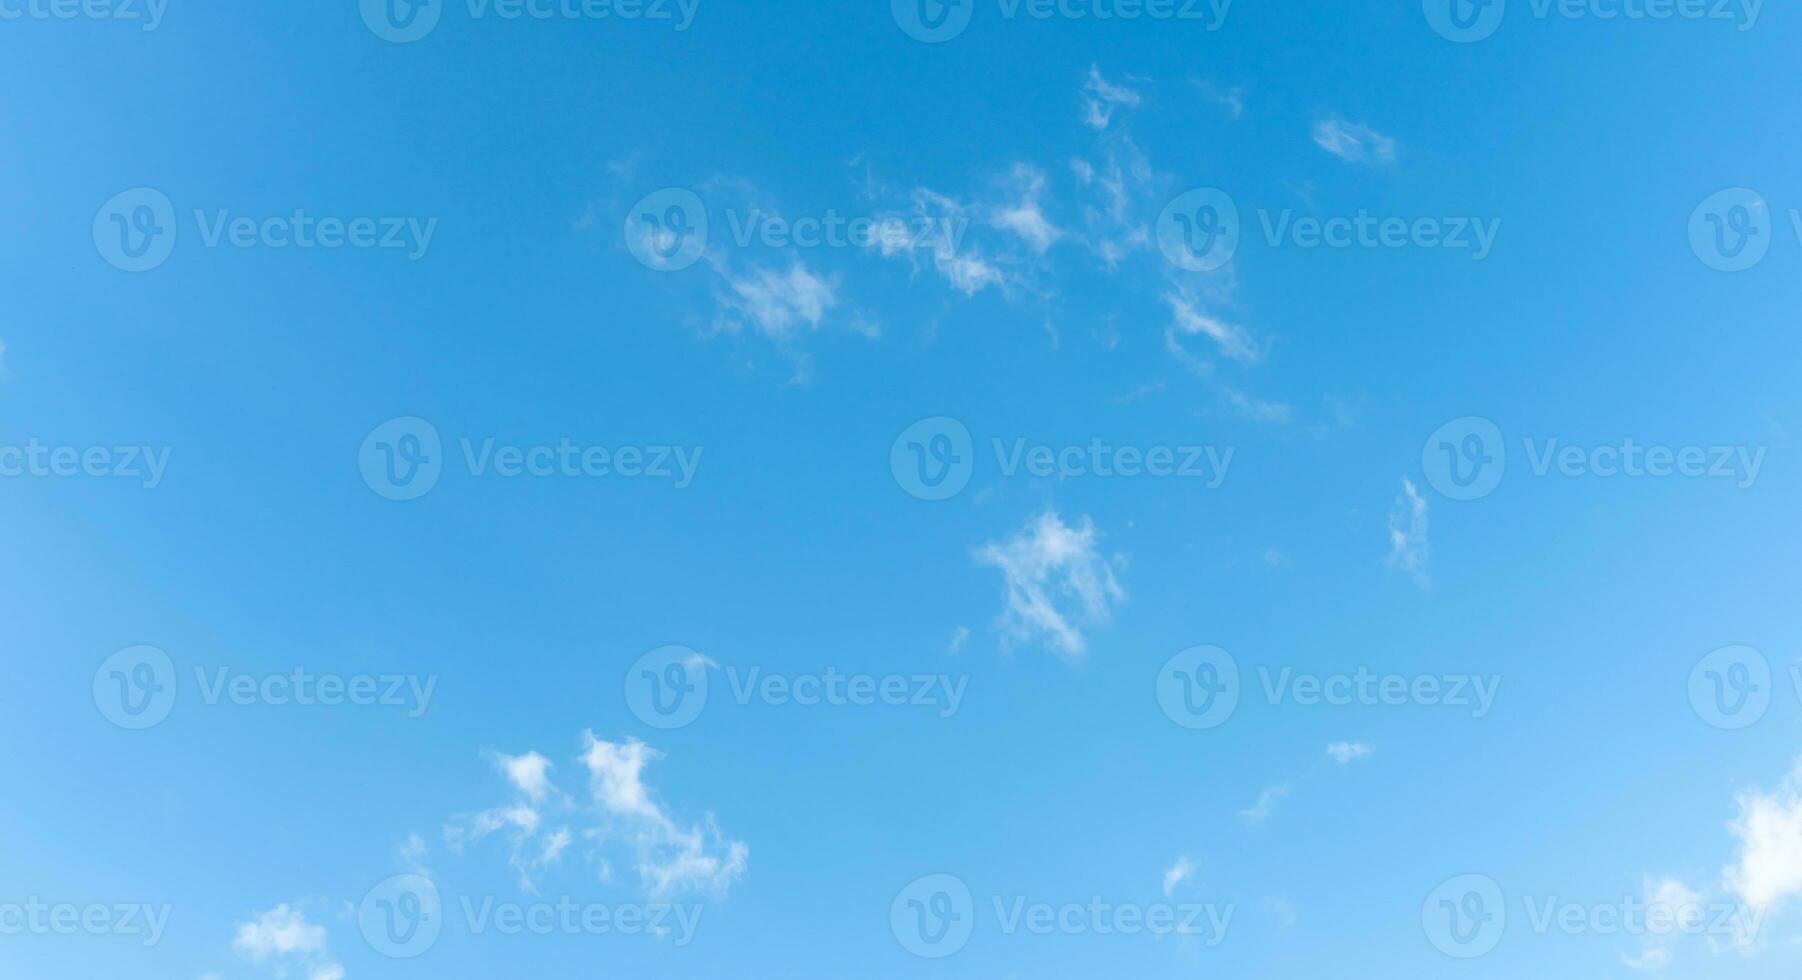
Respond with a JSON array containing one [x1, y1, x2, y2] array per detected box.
[[4, 1, 1802, 978]]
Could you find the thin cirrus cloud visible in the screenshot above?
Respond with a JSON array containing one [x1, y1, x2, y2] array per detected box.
[[1242, 743, 1374, 825], [616, 67, 1295, 428], [1386, 478, 1430, 589], [1081, 64, 1143, 131], [441, 734, 748, 899], [973, 510, 1126, 658], [1162, 855, 1198, 897], [1312, 115, 1398, 165]]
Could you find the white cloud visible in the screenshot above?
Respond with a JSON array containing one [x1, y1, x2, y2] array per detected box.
[[1623, 877, 1706, 971], [1726, 759, 1802, 913], [1220, 386, 1292, 425], [867, 188, 1007, 298], [1312, 116, 1397, 164], [1082, 65, 1142, 130], [445, 735, 747, 899], [580, 732, 749, 897], [1163, 856, 1197, 897], [1386, 477, 1430, 589], [1240, 784, 1291, 825], [717, 262, 839, 340], [991, 164, 1063, 254], [974, 510, 1126, 658], [1326, 742, 1373, 764], [946, 626, 971, 655], [1165, 288, 1263, 365], [232, 905, 340, 980], [233, 906, 326, 959], [1193, 80, 1245, 119], [494, 750, 555, 803]]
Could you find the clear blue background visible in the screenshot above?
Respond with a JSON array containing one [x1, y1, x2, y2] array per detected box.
[[2, 0, 1800, 977]]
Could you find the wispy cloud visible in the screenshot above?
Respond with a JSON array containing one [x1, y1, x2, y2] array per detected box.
[[1165, 287, 1263, 366], [1386, 477, 1430, 589], [1081, 65, 1143, 131], [1163, 856, 1198, 897], [1312, 115, 1397, 164], [1326, 742, 1373, 765], [974, 510, 1126, 658], [443, 734, 747, 898], [991, 164, 1063, 254]]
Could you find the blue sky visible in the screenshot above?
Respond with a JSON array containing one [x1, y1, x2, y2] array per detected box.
[[5, 0, 1802, 977]]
